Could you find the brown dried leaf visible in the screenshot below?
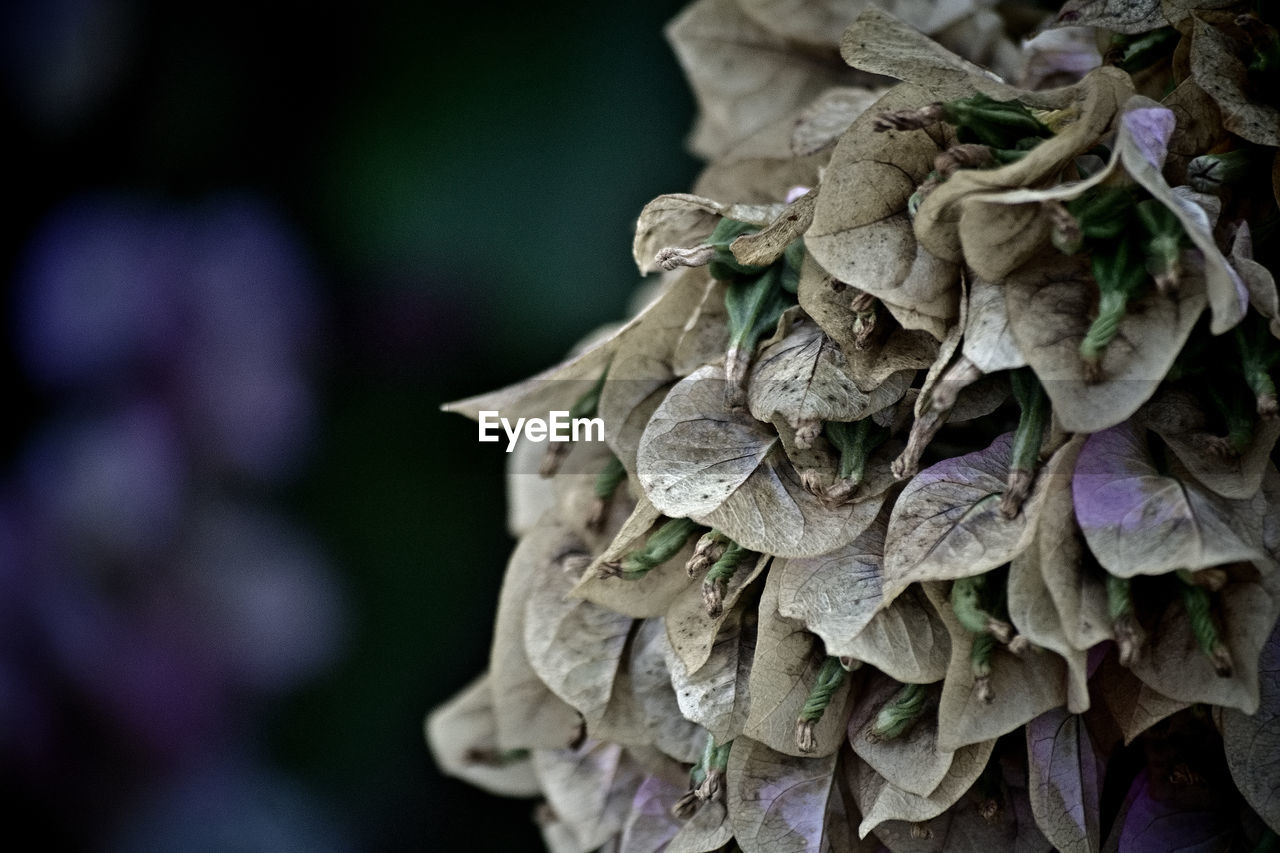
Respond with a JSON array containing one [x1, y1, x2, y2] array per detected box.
[[1092, 653, 1188, 744], [667, 0, 855, 160], [805, 83, 960, 341], [1190, 16, 1280, 147], [666, 552, 770, 676], [1008, 542, 1092, 714], [842, 584, 951, 683], [748, 315, 911, 427], [852, 735, 997, 838], [1004, 250, 1206, 434], [1161, 78, 1225, 187], [633, 194, 782, 275], [731, 188, 817, 268], [425, 673, 543, 797], [1047, 0, 1165, 33], [534, 741, 647, 852], [792, 86, 884, 156], [671, 278, 731, 376], [665, 605, 755, 744], [928, 582, 1069, 753], [745, 570, 854, 757], [667, 798, 735, 853]]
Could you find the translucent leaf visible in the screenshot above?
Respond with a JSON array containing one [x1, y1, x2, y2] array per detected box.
[[639, 365, 887, 557], [1073, 419, 1266, 577], [1004, 250, 1206, 434], [851, 735, 997, 838], [667, 0, 855, 160], [666, 552, 770, 675], [746, 570, 854, 757], [927, 582, 1069, 752], [962, 275, 1025, 374], [489, 519, 593, 750], [805, 83, 960, 341], [425, 673, 542, 797], [1025, 708, 1103, 853], [534, 741, 647, 852], [1223, 617, 1280, 834], [882, 433, 1057, 604], [777, 513, 886, 658], [665, 605, 755, 744], [748, 316, 910, 428], [848, 673, 952, 797]]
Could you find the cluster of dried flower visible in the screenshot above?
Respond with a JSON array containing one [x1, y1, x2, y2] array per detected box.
[[430, 1, 1280, 850]]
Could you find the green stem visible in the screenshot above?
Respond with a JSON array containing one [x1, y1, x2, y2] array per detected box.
[[611, 517, 701, 579], [1107, 575, 1143, 666], [1178, 573, 1234, 677], [1003, 369, 1049, 518], [825, 419, 889, 484], [703, 542, 750, 617], [724, 264, 794, 406], [970, 631, 996, 702], [872, 683, 929, 741], [593, 454, 626, 499], [795, 656, 848, 752]]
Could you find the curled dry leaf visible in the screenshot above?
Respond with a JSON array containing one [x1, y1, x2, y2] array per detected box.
[[840, 584, 951, 684], [1141, 388, 1280, 501], [777, 513, 887, 659], [1046, 0, 1165, 34], [666, 0, 854, 160], [882, 433, 1058, 605], [730, 188, 816, 268], [574, 497, 699, 618], [632, 194, 782, 275], [1025, 707, 1104, 853], [748, 316, 911, 427], [1190, 17, 1280, 148], [851, 733, 997, 839], [745, 570, 854, 758], [425, 673, 542, 798], [489, 518, 594, 750], [665, 604, 755, 745], [1072, 419, 1266, 577], [666, 552, 770, 676], [1222, 617, 1280, 835], [926, 582, 1070, 753], [805, 82, 960, 341], [848, 672, 951, 798], [1004, 250, 1206, 434], [534, 741, 648, 852], [638, 364, 886, 557]]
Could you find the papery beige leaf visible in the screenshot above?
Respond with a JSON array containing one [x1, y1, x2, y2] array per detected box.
[[882, 433, 1058, 603], [639, 365, 887, 557], [525, 534, 634, 727], [1114, 96, 1248, 333], [745, 570, 854, 757], [1128, 565, 1279, 713], [1073, 420, 1267, 577], [665, 604, 755, 744], [796, 253, 938, 384], [597, 619, 708, 764], [671, 278, 731, 376], [1047, 0, 1165, 33], [667, 0, 855, 160], [666, 552, 770, 675], [1222, 618, 1280, 835], [1093, 653, 1188, 744], [534, 741, 647, 852], [1162, 77, 1226, 186], [792, 86, 884, 156], [927, 582, 1069, 752], [1025, 708, 1103, 853], [692, 150, 828, 205], [962, 275, 1026, 373], [506, 437, 558, 538], [748, 315, 911, 427], [573, 497, 700, 618], [917, 68, 1133, 277], [667, 799, 735, 853], [425, 673, 542, 797], [489, 519, 593, 750], [1232, 222, 1280, 339], [1008, 547, 1091, 715], [852, 735, 997, 838], [848, 673, 951, 798], [777, 513, 887, 656], [1004, 250, 1206, 434], [1190, 16, 1280, 148], [1141, 388, 1280, 500], [551, 437, 638, 541], [620, 774, 686, 853], [736, 0, 864, 48], [842, 584, 951, 683], [805, 83, 960, 341], [726, 737, 867, 853], [730, 189, 816, 267]]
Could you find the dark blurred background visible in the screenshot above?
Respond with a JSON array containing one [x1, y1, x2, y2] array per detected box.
[[1, 1, 697, 849]]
